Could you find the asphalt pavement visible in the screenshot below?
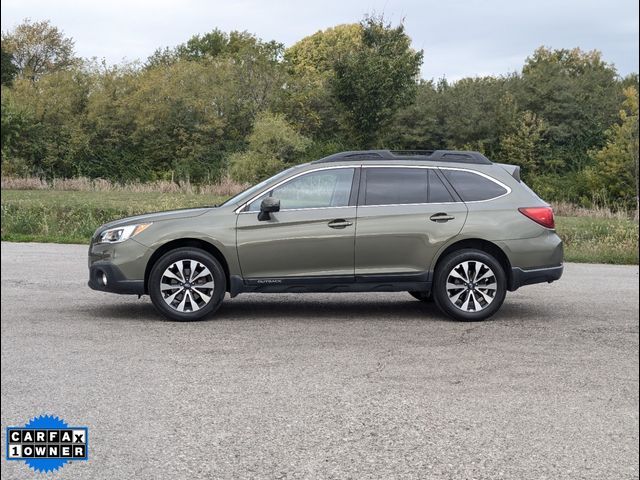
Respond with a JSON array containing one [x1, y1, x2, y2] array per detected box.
[[1, 242, 638, 479]]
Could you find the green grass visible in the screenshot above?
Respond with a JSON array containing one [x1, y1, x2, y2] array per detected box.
[[1, 190, 638, 264], [555, 215, 638, 264]]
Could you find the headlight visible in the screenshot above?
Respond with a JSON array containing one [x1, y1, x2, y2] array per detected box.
[[96, 223, 152, 244]]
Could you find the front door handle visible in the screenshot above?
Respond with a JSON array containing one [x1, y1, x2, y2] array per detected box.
[[328, 219, 353, 229], [430, 213, 455, 223]]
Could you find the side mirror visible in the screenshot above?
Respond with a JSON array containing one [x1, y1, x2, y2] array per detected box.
[[257, 197, 280, 221]]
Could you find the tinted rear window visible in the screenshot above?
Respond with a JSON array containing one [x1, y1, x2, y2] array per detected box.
[[429, 170, 454, 202], [362, 168, 456, 205], [364, 168, 428, 205], [442, 170, 507, 201]]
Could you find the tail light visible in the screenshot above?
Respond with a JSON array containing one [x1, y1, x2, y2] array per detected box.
[[518, 207, 555, 229]]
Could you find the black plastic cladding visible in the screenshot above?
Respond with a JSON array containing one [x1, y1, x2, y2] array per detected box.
[[313, 150, 493, 165]]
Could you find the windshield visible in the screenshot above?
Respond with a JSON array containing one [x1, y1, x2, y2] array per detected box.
[[219, 166, 300, 207]]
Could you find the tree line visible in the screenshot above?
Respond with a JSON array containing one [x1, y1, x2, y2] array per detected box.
[[1, 17, 638, 209]]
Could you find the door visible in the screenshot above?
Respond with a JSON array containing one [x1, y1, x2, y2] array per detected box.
[[236, 167, 358, 279], [355, 167, 468, 276]]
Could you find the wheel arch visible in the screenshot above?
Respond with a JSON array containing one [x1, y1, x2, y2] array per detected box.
[[431, 238, 512, 286], [144, 238, 231, 294]]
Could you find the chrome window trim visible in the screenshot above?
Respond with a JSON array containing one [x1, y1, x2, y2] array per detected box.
[[238, 205, 354, 215], [358, 202, 458, 208], [235, 163, 512, 213], [235, 165, 356, 214]]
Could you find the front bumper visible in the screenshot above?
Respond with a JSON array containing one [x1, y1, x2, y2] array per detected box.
[[508, 264, 563, 291], [88, 238, 149, 295], [88, 262, 145, 295]]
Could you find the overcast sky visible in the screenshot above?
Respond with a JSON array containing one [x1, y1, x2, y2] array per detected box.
[[1, 0, 638, 81]]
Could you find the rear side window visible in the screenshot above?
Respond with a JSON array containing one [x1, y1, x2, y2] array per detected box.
[[363, 168, 428, 205], [362, 168, 455, 205], [428, 170, 454, 202], [441, 170, 508, 202]]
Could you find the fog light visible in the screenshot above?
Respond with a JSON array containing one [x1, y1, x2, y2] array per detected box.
[[101, 272, 108, 286]]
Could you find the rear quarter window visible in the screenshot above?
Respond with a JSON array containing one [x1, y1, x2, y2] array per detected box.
[[441, 170, 508, 202]]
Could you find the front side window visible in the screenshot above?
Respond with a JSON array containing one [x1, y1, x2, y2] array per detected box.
[[221, 167, 297, 207], [441, 170, 508, 202], [247, 168, 354, 211]]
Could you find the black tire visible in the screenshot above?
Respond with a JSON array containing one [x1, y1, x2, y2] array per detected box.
[[149, 247, 226, 321], [409, 291, 433, 302], [432, 249, 506, 322]]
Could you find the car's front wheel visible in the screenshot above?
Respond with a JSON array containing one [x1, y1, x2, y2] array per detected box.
[[432, 249, 506, 321], [149, 247, 226, 321]]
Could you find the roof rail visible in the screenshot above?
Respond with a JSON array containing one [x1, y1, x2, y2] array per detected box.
[[313, 149, 492, 165]]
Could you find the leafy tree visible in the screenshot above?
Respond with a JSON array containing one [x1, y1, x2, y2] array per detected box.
[[1, 94, 29, 168], [385, 77, 521, 157], [229, 37, 286, 120], [498, 111, 548, 178], [280, 24, 362, 139], [383, 80, 444, 149], [436, 77, 520, 155], [620, 73, 639, 91], [285, 24, 362, 75], [330, 16, 423, 148], [177, 29, 241, 60], [520, 47, 619, 171], [80, 62, 145, 180], [129, 59, 235, 182], [585, 87, 639, 210], [144, 47, 176, 68], [147, 29, 283, 67], [146, 29, 286, 158], [1, 46, 18, 86], [229, 112, 310, 182], [3, 67, 91, 176], [1, 19, 76, 80]]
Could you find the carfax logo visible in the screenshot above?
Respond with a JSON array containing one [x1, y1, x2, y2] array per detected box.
[[5, 415, 88, 474]]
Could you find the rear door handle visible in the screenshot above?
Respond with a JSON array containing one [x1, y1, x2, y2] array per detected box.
[[328, 219, 353, 229], [430, 213, 455, 222]]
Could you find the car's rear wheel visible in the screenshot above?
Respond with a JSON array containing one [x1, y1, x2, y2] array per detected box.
[[149, 248, 226, 321], [409, 291, 433, 302], [433, 249, 506, 321]]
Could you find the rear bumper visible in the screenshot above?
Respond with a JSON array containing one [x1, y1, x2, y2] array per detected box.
[[88, 262, 145, 295], [508, 265, 563, 291]]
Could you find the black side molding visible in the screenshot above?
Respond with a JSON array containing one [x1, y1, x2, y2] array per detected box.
[[229, 273, 431, 296], [508, 265, 563, 291]]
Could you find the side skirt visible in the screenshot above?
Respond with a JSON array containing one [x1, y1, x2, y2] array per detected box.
[[229, 273, 431, 297]]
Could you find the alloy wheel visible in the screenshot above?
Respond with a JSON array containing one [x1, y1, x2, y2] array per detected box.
[[446, 260, 497, 312], [160, 259, 215, 312]]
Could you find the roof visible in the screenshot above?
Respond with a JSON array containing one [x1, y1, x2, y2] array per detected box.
[[312, 150, 492, 165]]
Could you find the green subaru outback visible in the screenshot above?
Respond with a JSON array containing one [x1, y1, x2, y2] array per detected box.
[[88, 150, 563, 321]]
